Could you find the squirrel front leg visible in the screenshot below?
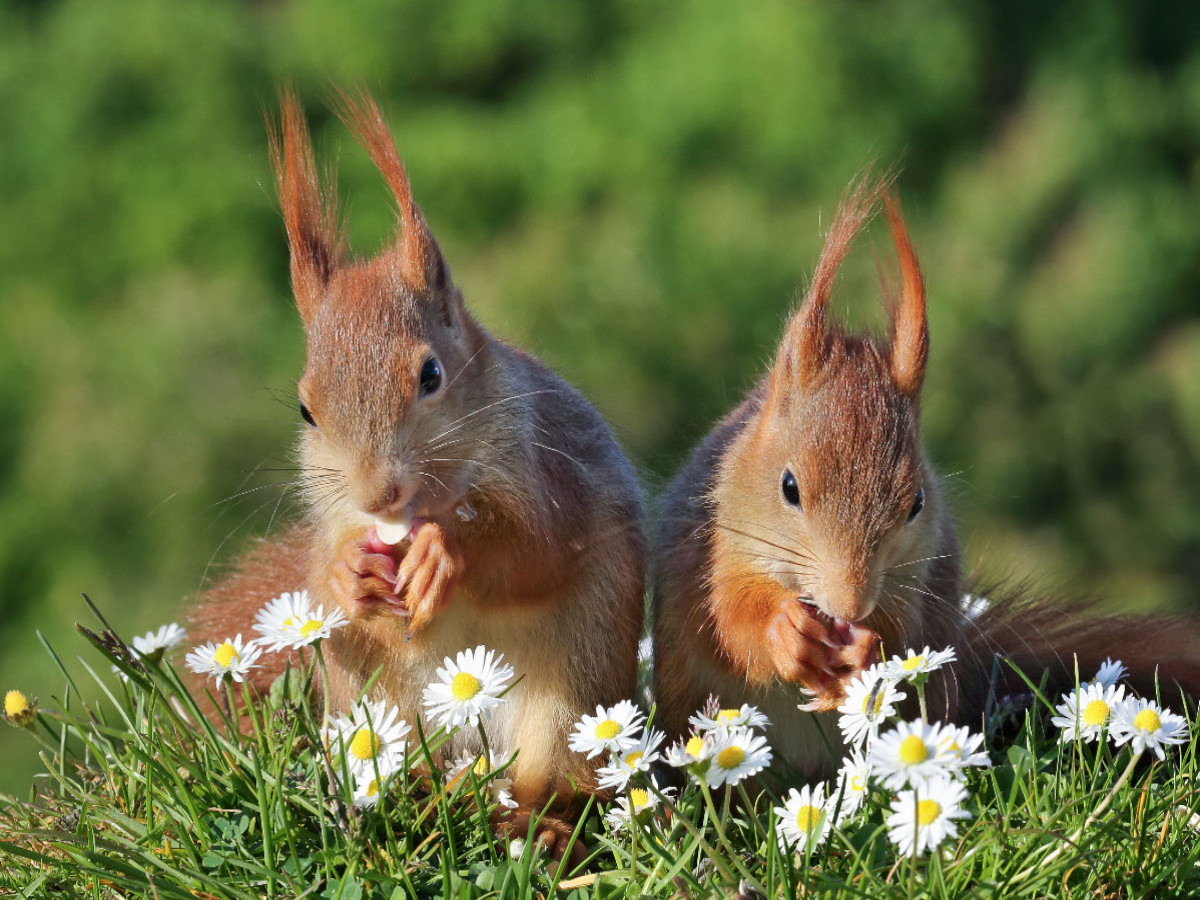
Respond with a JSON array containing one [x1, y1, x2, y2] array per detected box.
[[709, 570, 878, 705], [330, 523, 462, 633]]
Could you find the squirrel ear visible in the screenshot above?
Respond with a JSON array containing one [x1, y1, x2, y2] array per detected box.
[[775, 175, 888, 388], [268, 85, 345, 326], [329, 85, 453, 306], [883, 193, 927, 396]]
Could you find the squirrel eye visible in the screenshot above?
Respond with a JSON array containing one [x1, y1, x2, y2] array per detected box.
[[299, 401, 316, 428], [419, 357, 443, 397], [781, 469, 801, 508], [907, 487, 925, 523]]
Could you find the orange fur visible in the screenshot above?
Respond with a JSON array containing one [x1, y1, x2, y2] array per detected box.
[[188, 87, 646, 846]]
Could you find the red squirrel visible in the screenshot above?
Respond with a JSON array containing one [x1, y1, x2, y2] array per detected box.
[[653, 175, 1200, 777], [187, 87, 645, 853]]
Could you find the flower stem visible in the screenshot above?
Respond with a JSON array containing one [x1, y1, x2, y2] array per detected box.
[[697, 779, 761, 891]]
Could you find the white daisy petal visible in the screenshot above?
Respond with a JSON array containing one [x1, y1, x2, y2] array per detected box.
[[869, 719, 958, 790], [568, 700, 645, 759], [253, 590, 348, 653], [447, 750, 518, 809], [886, 777, 971, 856], [689, 703, 770, 735], [597, 728, 665, 791], [604, 777, 673, 832], [1110, 698, 1188, 761], [837, 664, 906, 749], [1090, 658, 1128, 690], [703, 729, 772, 788], [421, 645, 515, 731], [831, 748, 872, 822], [774, 783, 829, 852], [325, 698, 411, 778], [1051, 682, 1126, 744], [184, 634, 262, 684], [131, 622, 187, 659], [884, 646, 957, 684]]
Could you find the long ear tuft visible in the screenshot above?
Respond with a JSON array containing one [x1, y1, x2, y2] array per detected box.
[[778, 173, 890, 385], [268, 85, 344, 324], [328, 84, 446, 294], [884, 191, 927, 395]]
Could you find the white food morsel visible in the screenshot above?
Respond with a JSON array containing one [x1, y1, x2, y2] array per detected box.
[[375, 511, 413, 545]]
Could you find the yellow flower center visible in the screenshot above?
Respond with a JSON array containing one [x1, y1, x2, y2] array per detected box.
[[213, 642, 239, 668], [350, 728, 381, 761], [898, 735, 929, 765], [917, 799, 941, 826], [1134, 709, 1161, 733], [796, 805, 821, 833], [366, 778, 380, 798], [716, 708, 741, 725], [686, 735, 705, 758], [282, 616, 298, 627], [902, 655, 926, 672], [5, 690, 31, 719], [594, 719, 621, 740], [1082, 699, 1110, 726], [629, 788, 649, 812], [299, 619, 324, 638], [716, 746, 745, 769], [624, 751, 644, 768], [473, 756, 489, 776], [451, 672, 482, 701], [850, 774, 865, 792]]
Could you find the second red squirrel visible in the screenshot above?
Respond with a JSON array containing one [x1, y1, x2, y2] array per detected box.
[[188, 87, 645, 854], [652, 176, 1200, 777]]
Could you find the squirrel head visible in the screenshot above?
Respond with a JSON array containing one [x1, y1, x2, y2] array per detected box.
[[269, 86, 498, 535], [713, 177, 945, 625]]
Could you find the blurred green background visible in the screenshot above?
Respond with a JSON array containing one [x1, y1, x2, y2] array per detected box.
[[2, 0, 1199, 793]]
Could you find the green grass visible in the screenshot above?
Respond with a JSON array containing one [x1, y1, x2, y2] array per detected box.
[[2, 602, 1199, 899]]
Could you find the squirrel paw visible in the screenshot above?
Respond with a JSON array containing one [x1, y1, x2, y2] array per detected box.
[[490, 808, 588, 868], [330, 535, 406, 619], [766, 598, 879, 707], [396, 521, 462, 633]]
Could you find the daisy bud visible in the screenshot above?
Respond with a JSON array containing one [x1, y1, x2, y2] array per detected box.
[[4, 689, 37, 728]]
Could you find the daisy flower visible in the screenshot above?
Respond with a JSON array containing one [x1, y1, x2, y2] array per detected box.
[[774, 783, 829, 852], [703, 728, 773, 788], [604, 777, 674, 832], [568, 700, 645, 759], [132, 623, 187, 661], [689, 703, 770, 735], [837, 664, 906, 748], [664, 732, 712, 769], [869, 719, 957, 790], [185, 634, 262, 684], [253, 590, 348, 652], [325, 698, 411, 778], [886, 777, 971, 857], [885, 646, 957, 684], [1090, 657, 1127, 690], [830, 748, 871, 822], [422, 645, 515, 730], [1051, 681, 1126, 744], [3, 690, 37, 728], [353, 769, 390, 809], [597, 728, 665, 791], [936, 724, 990, 778], [447, 750, 517, 809], [1110, 697, 1189, 761]]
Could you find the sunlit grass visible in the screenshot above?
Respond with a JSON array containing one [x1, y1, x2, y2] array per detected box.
[[2, 599, 1199, 899]]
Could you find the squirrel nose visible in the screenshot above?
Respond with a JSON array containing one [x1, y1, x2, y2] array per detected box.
[[819, 572, 876, 622], [359, 476, 416, 518]]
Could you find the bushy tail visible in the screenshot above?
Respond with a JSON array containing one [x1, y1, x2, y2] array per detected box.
[[182, 525, 314, 711], [953, 583, 1200, 722]]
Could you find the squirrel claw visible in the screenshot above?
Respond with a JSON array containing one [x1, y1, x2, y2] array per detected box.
[[397, 521, 462, 634]]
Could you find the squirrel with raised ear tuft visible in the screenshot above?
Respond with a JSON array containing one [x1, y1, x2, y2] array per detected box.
[[187, 86, 645, 856], [653, 175, 1200, 778]]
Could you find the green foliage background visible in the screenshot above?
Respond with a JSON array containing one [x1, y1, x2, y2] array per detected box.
[[1, 0, 1199, 793]]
